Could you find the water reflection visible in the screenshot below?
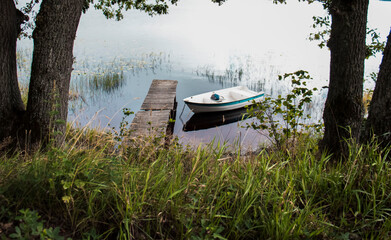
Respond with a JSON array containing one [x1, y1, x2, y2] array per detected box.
[[183, 108, 250, 132]]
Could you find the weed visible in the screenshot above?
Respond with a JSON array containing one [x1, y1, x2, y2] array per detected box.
[[246, 70, 323, 152], [8, 209, 69, 240], [1, 120, 391, 239]]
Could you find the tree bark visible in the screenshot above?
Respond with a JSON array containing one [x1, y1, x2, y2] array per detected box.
[[320, 0, 369, 158], [25, 0, 84, 148], [0, 0, 27, 149], [364, 29, 391, 147]]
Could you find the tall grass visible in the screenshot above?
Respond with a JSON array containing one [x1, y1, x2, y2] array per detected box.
[[1, 129, 391, 239], [88, 71, 125, 94]]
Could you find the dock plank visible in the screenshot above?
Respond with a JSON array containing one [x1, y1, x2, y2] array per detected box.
[[140, 79, 178, 111], [130, 80, 178, 139], [130, 112, 171, 136]]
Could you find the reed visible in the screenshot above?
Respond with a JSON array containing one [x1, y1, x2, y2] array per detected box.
[[88, 71, 125, 94]]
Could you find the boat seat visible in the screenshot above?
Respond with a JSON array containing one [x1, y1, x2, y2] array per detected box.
[[229, 91, 247, 100]]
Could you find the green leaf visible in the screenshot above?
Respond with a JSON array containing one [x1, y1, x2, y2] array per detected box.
[[75, 179, 86, 189], [61, 180, 72, 190], [62, 196, 72, 203], [213, 232, 227, 240], [168, 187, 186, 199]]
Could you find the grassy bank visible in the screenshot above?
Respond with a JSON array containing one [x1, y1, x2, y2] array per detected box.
[[1, 129, 391, 239]]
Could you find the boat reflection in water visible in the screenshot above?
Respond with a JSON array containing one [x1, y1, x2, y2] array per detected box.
[[183, 107, 251, 132]]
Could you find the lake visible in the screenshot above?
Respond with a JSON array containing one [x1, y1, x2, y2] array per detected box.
[[17, 0, 391, 150]]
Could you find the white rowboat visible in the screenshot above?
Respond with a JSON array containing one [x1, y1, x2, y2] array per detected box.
[[183, 86, 264, 113]]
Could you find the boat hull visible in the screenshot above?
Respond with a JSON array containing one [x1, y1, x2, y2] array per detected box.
[[184, 86, 264, 113], [184, 98, 262, 113]]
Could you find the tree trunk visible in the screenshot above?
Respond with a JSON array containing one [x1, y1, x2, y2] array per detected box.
[[0, 0, 27, 150], [25, 0, 83, 148], [364, 29, 391, 147], [320, 0, 369, 158]]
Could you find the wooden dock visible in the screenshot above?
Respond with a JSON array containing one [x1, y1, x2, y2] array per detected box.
[[129, 80, 178, 138]]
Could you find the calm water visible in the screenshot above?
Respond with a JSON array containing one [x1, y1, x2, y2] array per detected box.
[[17, 0, 391, 150]]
